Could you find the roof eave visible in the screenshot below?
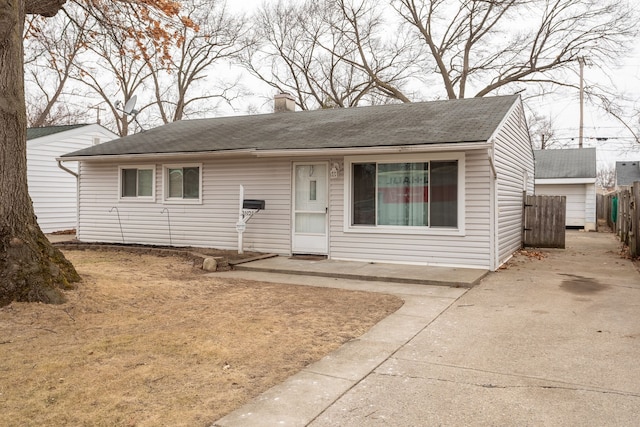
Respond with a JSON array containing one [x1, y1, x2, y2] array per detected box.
[[58, 141, 492, 162], [58, 148, 258, 162], [535, 178, 596, 184], [253, 142, 492, 157]]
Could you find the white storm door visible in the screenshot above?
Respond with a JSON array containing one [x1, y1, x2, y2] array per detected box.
[[292, 163, 328, 254]]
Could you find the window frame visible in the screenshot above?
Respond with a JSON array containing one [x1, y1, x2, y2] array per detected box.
[[118, 165, 156, 202], [343, 153, 465, 236], [162, 163, 203, 204]]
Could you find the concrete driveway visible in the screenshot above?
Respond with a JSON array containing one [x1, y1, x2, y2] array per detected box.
[[214, 231, 640, 426]]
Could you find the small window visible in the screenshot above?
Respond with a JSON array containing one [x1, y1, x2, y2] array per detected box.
[[164, 164, 201, 203], [119, 167, 154, 199], [309, 180, 317, 201]]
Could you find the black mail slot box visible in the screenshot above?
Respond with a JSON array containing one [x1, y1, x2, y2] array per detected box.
[[243, 199, 265, 210]]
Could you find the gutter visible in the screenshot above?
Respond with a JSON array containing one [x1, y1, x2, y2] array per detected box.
[[57, 159, 78, 178], [58, 149, 259, 162], [57, 142, 493, 162], [254, 142, 492, 157]]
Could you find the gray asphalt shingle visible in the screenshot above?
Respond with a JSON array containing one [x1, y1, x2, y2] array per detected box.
[[615, 160, 640, 186], [534, 148, 596, 179], [61, 95, 520, 158], [27, 124, 89, 141]]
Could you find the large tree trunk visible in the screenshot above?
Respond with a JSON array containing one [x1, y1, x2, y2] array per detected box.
[[1, 0, 79, 307]]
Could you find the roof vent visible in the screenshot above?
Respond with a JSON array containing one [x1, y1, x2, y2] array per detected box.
[[274, 92, 296, 113]]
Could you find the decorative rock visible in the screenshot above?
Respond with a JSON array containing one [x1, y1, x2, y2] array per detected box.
[[202, 258, 218, 272]]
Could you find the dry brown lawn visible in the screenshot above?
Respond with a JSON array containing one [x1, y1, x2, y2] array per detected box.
[[0, 249, 402, 427]]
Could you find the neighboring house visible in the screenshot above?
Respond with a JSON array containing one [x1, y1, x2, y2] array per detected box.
[[533, 147, 596, 231], [59, 95, 534, 271], [27, 124, 118, 233], [615, 160, 640, 189]]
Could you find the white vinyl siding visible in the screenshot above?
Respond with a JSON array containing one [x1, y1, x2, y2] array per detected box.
[[331, 150, 492, 269], [78, 152, 493, 269], [492, 100, 535, 268], [535, 183, 596, 230], [27, 125, 117, 233], [77, 158, 292, 254]]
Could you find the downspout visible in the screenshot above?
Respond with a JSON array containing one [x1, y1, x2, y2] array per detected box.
[[57, 159, 78, 178], [57, 159, 80, 236], [488, 145, 498, 271]]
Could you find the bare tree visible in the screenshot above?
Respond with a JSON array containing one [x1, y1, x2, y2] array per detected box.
[[23, 10, 91, 127], [392, 0, 637, 99], [596, 164, 616, 189], [243, 0, 416, 110], [528, 112, 561, 150], [242, 0, 637, 116], [146, 0, 251, 123], [68, 9, 154, 136]]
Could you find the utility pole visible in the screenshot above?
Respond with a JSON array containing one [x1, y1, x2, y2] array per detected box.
[[578, 57, 585, 149]]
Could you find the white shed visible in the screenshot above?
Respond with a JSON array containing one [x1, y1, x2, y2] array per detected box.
[[60, 95, 534, 271], [534, 148, 597, 231], [27, 124, 118, 233]]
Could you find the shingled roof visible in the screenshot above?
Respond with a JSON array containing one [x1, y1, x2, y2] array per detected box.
[[615, 160, 640, 186], [27, 124, 89, 141], [61, 95, 520, 159], [534, 148, 596, 179]]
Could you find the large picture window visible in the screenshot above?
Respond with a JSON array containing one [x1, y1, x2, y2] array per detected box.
[[119, 166, 154, 199], [351, 159, 458, 228], [163, 164, 201, 203]]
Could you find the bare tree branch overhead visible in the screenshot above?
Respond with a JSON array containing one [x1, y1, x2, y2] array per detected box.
[[242, 0, 636, 109], [243, 0, 419, 110], [144, 0, 253, 123], [393, 0, 637, 99], [24, 9, 92, 127]]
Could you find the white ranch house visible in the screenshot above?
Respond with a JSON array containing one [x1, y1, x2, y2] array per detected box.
[[59, 95, 534, 271], [27, 124, 118, 233]]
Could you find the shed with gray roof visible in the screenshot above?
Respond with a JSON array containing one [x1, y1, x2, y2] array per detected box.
[[59, 95, 534, 271], [533, 148, 597, 231]]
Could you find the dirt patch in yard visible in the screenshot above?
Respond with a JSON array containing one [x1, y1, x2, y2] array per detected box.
[[0, 250, 402, 427]]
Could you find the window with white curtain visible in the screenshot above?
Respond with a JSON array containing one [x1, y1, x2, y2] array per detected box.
[[163, 164, 202, 203], [351, 158, 459, 228]]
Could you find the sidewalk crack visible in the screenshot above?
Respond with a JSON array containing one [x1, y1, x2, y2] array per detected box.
[[375, 372, 640, 398]]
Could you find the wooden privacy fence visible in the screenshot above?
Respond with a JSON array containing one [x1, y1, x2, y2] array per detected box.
[[599, 182, 640, 257], [523, 194, 566, 248]]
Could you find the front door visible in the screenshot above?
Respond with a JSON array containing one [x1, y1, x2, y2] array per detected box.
[[292, 162, 328, 254]]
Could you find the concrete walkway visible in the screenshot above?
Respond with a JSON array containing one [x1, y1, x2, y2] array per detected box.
[[45, 233, 77, 243], [233, 256, 488, 287], [213, 231, 640, 426]]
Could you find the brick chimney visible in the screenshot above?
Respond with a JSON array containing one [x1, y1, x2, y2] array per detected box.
[[274, 92, 295, 113]]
